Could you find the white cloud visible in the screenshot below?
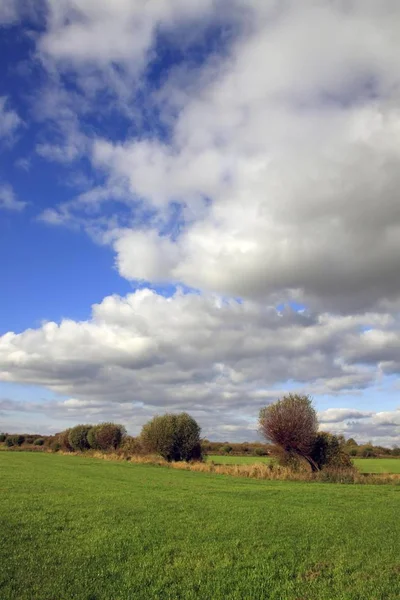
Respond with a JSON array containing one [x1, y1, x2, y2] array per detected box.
[[67, 1, 398, 313], [320, 409, 400, 446], [0, 184, 26, 211], [40, 0, 218, 67], [3, 2, 400, 442], [318, 408, 374, 423], [0, 96, 22, 138], [0, 289, 398, 441]]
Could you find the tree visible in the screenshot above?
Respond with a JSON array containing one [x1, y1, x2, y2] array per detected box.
[[68, 425, 92, 451], [141, 413, 202, 462], [87, 423, 126, 450], [259, 394, 318, 471]]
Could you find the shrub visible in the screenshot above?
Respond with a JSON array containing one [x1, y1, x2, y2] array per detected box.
[[87, 423, 126, 451], [25, 436, 35, 445], [221, 444, 233, 454], [254, 447, 268, 456], [58, 429, 73, 451], [310, 432, 353, 470], [5, 437, 14, 447], [0, 433, 6, 443], [8, 435, 25, 447], [33, 438, 45, 446], [141, 413, 202, 462], [349, 447, 358, 457], [392, 446, 400, 457], [120, 435, 143, 455], [68, 425, 92, 451]]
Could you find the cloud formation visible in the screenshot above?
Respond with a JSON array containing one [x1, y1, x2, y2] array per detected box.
[[1, 1, 400, 442], [0, 184, 26, 211], [0, 288, 398, 441]]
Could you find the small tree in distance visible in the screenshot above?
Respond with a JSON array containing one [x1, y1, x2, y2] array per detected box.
[[141, 413, 202, 462], [259, 394, 319, 471]]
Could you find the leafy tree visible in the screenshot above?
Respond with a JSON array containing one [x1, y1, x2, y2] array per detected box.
[[33, 438, 45, 446], [87, 423, 126, 450], [68, 425, 92, 451], [0, 433, 6, 443], [345, 437, 358, 447], [141, 413, 202, 462], [221, 444, 233, 454], [259, 394, 319, 471]]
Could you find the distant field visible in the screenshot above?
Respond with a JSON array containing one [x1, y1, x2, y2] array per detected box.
[[1, 453, 399, 600], [207, 454, 400, 473], [353, 458, 400, 473]]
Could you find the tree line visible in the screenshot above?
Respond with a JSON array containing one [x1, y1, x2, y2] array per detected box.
[[2, 395, 399, 466]]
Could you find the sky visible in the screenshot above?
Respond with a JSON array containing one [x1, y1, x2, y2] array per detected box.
[[1, 0, 400, 445]]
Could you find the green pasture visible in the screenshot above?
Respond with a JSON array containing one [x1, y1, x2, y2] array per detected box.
[[207, 454, 400, 473], [1, 452, 399, 600]]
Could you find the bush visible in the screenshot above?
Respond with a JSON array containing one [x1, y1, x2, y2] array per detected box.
[[141, 413, 202, 462], [0, 433, 6, 443], [310, 432, 353, 470], [87, 423, 126, 451], [254, 447, 268, 456], [349, 447, 358, 457], [8, 435, 25, 447], [221, 444, 233, 454], [361, 445, 376, 458], [68, 425, 92, 451], [25, 436, 35, 445], [58, 429, 73, 451], [120, 435, 143, 456], [33, 438, 45, 446]]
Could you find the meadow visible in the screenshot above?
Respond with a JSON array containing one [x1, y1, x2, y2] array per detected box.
[[1, 453, 399, 600], [207, 454, 400, 473]]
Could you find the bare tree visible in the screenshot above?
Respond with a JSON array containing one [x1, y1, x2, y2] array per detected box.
[[259, 394, 319, 471]]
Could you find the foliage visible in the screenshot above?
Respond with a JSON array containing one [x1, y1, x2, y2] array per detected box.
[[120, 435, 144, 455], [87, 423, 126, 450], [33, 438, 45, 446], [259, 394, 318, 470], [310, 432, 353, 470], [6, 435, 25, 447], [141, 412, 202, 462], [221, 444, 233, 454], [0, 433, 6, 443], [68, 425, 91, 451], [254, 447, 268, 456]]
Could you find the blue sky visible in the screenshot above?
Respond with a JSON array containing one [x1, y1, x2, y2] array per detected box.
[[0, 1, 400, 445]]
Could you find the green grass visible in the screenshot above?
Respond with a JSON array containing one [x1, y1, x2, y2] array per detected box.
[[1, 453, 399, 600], [208, 454, 400, 473], [353, 458, 400, 473], [207, 454, 271, 465]]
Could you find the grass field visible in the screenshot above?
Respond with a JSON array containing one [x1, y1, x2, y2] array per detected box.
[[1, 453, 399, 600], [207, 454, 400, 473]]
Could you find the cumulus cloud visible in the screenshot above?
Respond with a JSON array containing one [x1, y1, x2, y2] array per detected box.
[[0, 288, 398, 440], [0, 96, 22, 139], [33, 1, 400, 314], [3, 2, 400, 441], [318, 408, 374, 423], [319, 409, 400, 446], [0, 184, 26, 211], [40, 0, 218, 67]]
